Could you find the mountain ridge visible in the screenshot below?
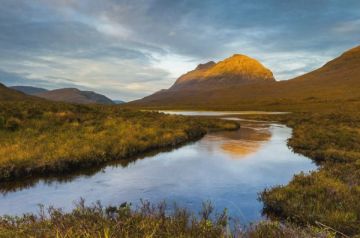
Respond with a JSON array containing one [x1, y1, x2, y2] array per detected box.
[[0, 83, 34, 101], [128, 45, 360, 110], [11, 86, 48, 95], [36, 88, 115, 105]]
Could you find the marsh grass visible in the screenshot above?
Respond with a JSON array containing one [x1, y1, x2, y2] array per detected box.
[[0, 200, 333, 238], [238, 106, 360, 236], [0, 101, 238, 182], [1, 98, 359, 236]]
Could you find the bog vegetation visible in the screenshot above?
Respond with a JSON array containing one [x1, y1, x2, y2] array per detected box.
[[0, 101, 238, 182], [239, 104, 360, 237], [0, 200, 333, 238], [1, 92, 360, 236]]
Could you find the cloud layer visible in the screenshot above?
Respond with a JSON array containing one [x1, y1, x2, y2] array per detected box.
[[0, 0, 359, 100]]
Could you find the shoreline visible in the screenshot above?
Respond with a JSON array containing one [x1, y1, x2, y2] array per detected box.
[[0, 121, 239, 183]]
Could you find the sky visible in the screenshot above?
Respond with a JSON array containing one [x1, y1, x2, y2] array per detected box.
[[0, 0, 359, 101]]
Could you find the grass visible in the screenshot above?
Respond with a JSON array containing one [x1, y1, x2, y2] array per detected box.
[[237, 105, 360, 236], [1, 94, 359, 236], [0, 200, 333, 238], [0, 100, 238, 182]]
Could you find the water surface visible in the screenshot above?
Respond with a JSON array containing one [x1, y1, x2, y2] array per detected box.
[[157, 110, 288, 116], [0, 112, 315, 223]]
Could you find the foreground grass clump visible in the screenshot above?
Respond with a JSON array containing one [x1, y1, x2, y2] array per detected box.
[[0, 101, 238, 182], [251, 107, 360, 237], [0, 201, 332, 238]]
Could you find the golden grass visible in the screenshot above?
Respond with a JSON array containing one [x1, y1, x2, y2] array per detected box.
[[0, 101, 238, 182]]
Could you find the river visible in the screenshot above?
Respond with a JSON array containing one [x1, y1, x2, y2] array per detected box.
[[0, 111, 315, 223]]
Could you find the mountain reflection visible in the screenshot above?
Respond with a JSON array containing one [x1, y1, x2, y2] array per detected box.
[[0, 122, 272, 194], [204, 124, 272, 157]]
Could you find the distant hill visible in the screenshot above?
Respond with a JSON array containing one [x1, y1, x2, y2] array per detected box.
[[10, 86, 48, 95], [35, 88, 115, 105], [113, 100, 126, 104], [128, 45, 360, 110], [0, 83, 33, 101], [6, 85, 120, 105]]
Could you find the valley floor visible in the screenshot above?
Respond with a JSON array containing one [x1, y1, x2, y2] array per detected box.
[[0, 100, 359, 237]]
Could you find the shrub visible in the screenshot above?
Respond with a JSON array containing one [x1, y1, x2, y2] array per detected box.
[[4, 117, 22, 131], [0, 116, 5, 129]]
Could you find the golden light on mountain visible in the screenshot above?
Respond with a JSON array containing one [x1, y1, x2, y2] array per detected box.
[[204, 54, 274, 80], [171, 54, 275, 90], [129, 45, 360, 110]]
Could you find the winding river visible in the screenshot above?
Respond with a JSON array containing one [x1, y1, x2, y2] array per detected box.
[[0, 111, 316, 223]]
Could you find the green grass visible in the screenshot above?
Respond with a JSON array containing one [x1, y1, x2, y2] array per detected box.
[[0, 101, 238, 182]]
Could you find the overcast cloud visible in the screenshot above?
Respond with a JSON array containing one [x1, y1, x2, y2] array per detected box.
[[0, 0, 359, 100]]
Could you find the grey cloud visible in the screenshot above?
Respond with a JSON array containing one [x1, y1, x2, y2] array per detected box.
[[0, 69, 32, 86], [0, 0, 359, 100], [0, 69, 53, 88]]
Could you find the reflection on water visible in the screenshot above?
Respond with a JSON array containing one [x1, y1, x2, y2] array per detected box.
[[0, 118, 315, 224], [157, 110, 289, 116], [205, 125, 271, 157]]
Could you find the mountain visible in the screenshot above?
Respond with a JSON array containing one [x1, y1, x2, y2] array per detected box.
[[10, 86, 48, 95], [0, 83, 33, 101], [292, 45, 360, 84], [170, 54, 275, 90], [128, 45, 360, 110], [4, 84, 117, 105], [113, 100, 126, 104], [35, 88, 115, 105]]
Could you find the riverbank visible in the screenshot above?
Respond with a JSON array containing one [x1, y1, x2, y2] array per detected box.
[[237, 107, 360, 236], [0, 101, 239, 182], [1, 101, 359, 236], [0, 200, 333, 238]]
